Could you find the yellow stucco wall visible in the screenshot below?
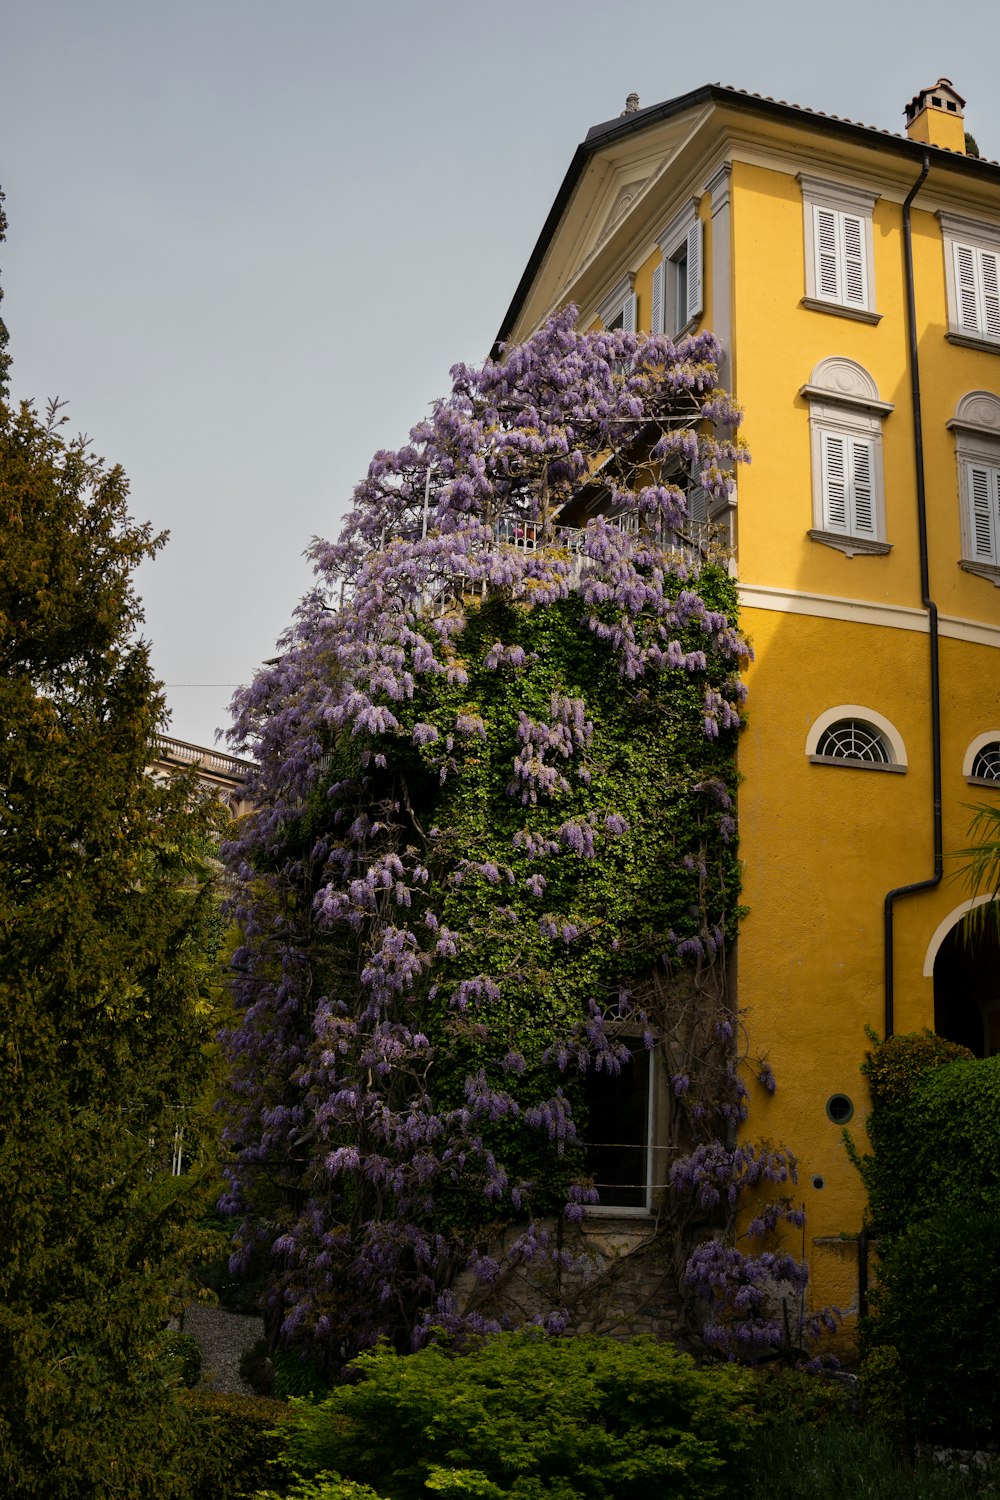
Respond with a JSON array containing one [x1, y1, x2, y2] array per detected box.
[[728, 153, 1000, 1330], [541, 106, 1000, 1344]]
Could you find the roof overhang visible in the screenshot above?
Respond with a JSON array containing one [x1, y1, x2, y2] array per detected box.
[[492, 83, 1000, 358]]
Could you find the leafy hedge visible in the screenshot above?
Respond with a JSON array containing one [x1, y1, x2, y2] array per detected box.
[[270, 1333, 759, 1500], [180, 1389, 296, 1499], [850, 1032, 975, 1236], [864, 1207, 1000, 1445], [853, 1035, 1000, 1445]]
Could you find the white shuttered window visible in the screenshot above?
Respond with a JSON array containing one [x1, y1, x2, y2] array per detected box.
[[966, 462, 1000, 564], [814, 206, 868, 309], [652, 214, 703, 336], [953, 244, 1000, 342], [821, 432, 878, 537]]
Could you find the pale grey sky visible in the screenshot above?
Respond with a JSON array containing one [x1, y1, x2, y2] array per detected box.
[[5, 0, 1000, 747]]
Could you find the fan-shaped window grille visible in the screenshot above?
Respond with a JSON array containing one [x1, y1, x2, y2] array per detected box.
[[815, 719, 892, 764], [971, 741, 1000, 782]]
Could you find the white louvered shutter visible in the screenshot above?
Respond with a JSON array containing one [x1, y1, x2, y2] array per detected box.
[[842, 214, 867, 308], [685, 220, 703, 322], [623, 292, 637, 334], [815, 206, 841, 302], [968, 463, 997, 562], [980, 250, 1000, 341], [650, 261, 665, 335], [822, 433, 849, 530], [850, 438, 876, 535], [687, 485, 710, 527], [955, 243, 981, 334]]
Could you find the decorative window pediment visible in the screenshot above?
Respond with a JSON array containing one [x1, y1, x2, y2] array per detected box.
[[799, 175, 880, 323], [948, 391, 1000, 583], [803, 359, 892, 556], [939, 213, 1000, 351]]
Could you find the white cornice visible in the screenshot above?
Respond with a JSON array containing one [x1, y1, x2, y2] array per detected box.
[[737, 583, 1000, 646]]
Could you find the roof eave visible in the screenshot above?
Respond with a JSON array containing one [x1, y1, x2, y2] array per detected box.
[[491, 84, 1000, 358]]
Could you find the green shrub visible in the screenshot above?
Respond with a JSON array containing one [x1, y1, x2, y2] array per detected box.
[[156, 1329, 204, 1388], [866, 1206, 1000, 1445], [850, 1033, 979, 1237], [255, 1477, 387, 1500], [862, 1030, 972, 1108], [748, 1366, 851, 1429], [858, 1345, 906, 1444], [278, 1332, 758, 1500], [181, 1388, 296, 1499]]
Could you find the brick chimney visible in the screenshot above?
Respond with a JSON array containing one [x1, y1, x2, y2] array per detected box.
[[904, 78, 966, 153]]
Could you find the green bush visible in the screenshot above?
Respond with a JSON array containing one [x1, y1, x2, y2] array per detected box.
[[156, 1329, 204, 1388], [181, 1388, 296, 1499], [276, 1332, 758, 1500], [851, 1033, 978, 1236], [748, 1366, 851, 1429], [866, 1206, 1000, 1445], [255, 1477, 387, 1500], [858, 1344, 906, 1441]]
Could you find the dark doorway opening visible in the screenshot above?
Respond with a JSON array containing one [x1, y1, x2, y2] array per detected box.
[[933, 917, 1000, 1058]]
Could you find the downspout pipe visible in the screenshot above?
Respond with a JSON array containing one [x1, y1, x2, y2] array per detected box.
[[882, 153, 941, 1040]]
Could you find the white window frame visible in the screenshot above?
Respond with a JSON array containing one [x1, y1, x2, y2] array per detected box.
[[798, 175, 880, 323], [963, 731, 1000, 786], [805, 705, 907, 772], [948, 390, 1000, 585], [651, 199, 703, 338], [597, 273, 637, 334], [939, 213, 1000, 351], [801, 358, 893, 556]]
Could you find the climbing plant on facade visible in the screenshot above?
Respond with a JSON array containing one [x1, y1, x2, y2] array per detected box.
[[222, 309, 815, 1363]]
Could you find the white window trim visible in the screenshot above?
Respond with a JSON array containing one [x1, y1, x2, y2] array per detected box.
[[798, 174, 880, 322], [963, 731, 1000, 783], [651, 198, 703, 339], [802, 358, 893, 556], [939, 212, 1000, 350], [597, 273, 637, 333], [948, 390, 1000, 584], [805, 705, 907, 770]]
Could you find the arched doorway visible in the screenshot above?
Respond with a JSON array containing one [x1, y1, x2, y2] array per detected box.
[[932, 911, 1000, 1058]]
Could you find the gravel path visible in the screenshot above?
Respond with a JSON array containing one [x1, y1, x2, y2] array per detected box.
[[180, 1304, 264, 1395]]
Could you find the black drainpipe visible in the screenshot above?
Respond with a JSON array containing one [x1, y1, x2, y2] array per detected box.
[[881, 152, 941, 1042]]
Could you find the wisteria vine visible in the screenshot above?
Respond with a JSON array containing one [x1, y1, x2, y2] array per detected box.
[[221, 309, 829, 1364]]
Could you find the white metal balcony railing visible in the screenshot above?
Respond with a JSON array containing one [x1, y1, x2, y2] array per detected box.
[[413, 513, 713, 613], [350, 512, 716, 620]]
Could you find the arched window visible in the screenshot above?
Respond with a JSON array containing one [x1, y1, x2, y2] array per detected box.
[[964, 732, 1000, 785], [806, 705, 906, 771], [815, 719, 891, 764]]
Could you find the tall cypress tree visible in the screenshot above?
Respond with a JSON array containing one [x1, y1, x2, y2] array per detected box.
[[0, 232, 216, 1495]]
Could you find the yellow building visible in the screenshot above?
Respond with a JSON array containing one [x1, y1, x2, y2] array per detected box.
[[495, 79, 1000, 1330]]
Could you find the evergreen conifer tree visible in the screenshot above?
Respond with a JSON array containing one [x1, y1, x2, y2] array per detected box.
[[0, 216, 216, 1497]]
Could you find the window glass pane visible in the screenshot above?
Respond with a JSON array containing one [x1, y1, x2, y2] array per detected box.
[[583, 1045, 651, 1210], [815, 719, 891, 764], [971, 742, 1000, 782]]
